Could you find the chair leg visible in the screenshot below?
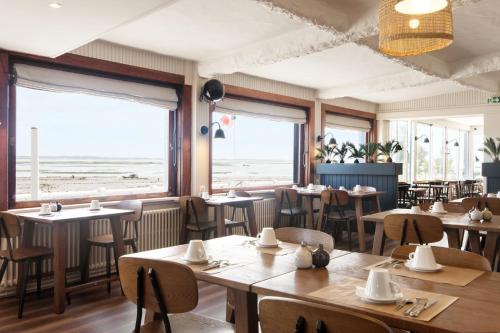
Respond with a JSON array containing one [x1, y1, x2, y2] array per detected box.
[[35, 258, 42, 297], [0, 259, 8, 283], [131, 240, 138, 253], [242, 222, 250, 236], [106, 247, 111, 294], [347, 219, 352, 252], [227, 226, 233, 235], [81, 241, 91, 284], [18, 261, 31, 319]]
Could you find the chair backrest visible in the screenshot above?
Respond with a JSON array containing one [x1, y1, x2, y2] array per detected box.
[[462, 197, 483, 211], [275, 188, 300, 211], [384, 214, 443, 245], [418, 202, 466, 214], [117, 200, 144, 222], [320, 189, 350, 207], [485, 197, 500, 215], [235, 191, 251, 197], [274, 227, 334, 252], [179, 196, 208, 228], [119, 256, 198, 330], [259, 297, 392, 333], [391, 245, 491, 271], [0, 212, 21, 239]]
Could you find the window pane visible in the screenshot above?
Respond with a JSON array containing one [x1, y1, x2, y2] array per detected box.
[[416, 123, 430, 180], [431, 126, 444, 180], [16, 86, 169, 201], [324, 127, 366, 163], [446, 128, 459, 180], [390, 120, 409, 182], [472, 131, 483, 178], [212, 112, 295, 189]]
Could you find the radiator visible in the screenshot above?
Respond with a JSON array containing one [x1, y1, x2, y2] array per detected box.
[[0, 199, 275, 297]]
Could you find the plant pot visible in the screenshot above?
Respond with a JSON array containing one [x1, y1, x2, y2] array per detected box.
[[326, 159, 332, 164], [354, 159, 359, 164], [368, 159, 375, 163], [340, 159, 345, 163], [386, 156, 393, 163]]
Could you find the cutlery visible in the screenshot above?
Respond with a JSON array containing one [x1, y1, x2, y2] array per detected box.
[[411, 299, 437, 317], [405, 298, 427, 316], [375, 259, 396, 268], [395, 298, 413, 310], [201, 262, 221, 271]]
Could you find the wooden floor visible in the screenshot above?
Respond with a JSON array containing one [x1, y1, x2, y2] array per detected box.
[[0, 233, 399, 333]]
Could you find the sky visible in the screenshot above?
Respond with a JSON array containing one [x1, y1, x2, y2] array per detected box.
[[16, 87, 168, 158]]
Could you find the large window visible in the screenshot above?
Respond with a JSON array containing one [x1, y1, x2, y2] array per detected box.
[[13, 63, 178, 202], [211, 98, 305, 190], [389, 120, 410, 181], [415, 123, 431, 180], [324, 113, 369, 163]]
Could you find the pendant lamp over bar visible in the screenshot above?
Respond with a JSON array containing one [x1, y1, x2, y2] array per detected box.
[[379, 0, 453, 57]]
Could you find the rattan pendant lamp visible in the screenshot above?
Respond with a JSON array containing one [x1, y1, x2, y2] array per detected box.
[[379, 0, 454, 57]]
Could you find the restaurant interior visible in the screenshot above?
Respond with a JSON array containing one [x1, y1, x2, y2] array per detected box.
[[1, 0, 500, 332]]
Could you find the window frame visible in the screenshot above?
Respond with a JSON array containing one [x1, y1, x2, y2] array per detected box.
[[320, 103, 377, 163], [208, 86, 315, 194], [1, 51, 190, 209]]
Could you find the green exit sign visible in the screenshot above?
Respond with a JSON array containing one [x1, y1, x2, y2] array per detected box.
[[488, 96, 500, 104]]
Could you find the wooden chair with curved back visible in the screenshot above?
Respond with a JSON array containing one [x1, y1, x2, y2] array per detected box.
[[319, 189, 356, 251], [179, 196, 217, 242], [225, 191, 251, 236], [274, 188, 307, 229], [83, 199, 144, 294], [0, 212, 53, 318], [275, 227, 334, 252], [259, 296, 392, 333], [391, 245, 491, 271], [384, 214, 443, 246], [484, 197, 500, 215], [461, 197, 484, 211], [119, 256, 234, 333]]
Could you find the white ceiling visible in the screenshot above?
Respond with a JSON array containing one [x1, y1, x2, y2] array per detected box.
[[1, 0, 500, 104]]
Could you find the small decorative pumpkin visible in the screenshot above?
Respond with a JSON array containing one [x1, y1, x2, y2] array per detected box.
[[482, 207, 493, 221], [312, 244, 330, 268], [294, 242, 312, 269]]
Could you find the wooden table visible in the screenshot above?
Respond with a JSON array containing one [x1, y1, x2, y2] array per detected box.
[[205, 196, 263, 237], [125, 235, 350, 333], [252, 252, 500, 333], [362, 209, 500, 267], [14, 207, 135, 314], [299, 189, 384, 253]]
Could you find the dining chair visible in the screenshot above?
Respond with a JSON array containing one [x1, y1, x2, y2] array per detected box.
[[384, 214, 443, 245], [118, 256, 234, 333], [274, 188, 307, 228], [225, 191, 251, 236], [484, 197, 500, 215], [397, 183, 412, 208], [0, 212, 53, 318], [391, 245, 491, 271], [462, 197, 483, 211], [418, 202, 466, 213], [259, 296, 392, 333], [179, 196, 217, 242], [274, 227, 334, 252], [82, 200, 143, 294], [319, 189, 356, 251]]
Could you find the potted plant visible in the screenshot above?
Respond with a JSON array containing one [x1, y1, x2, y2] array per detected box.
[[333, 143, 349, 163], [378, 140, 403, 163], [480, 137, 500, 162], [347, 142, 365, 163], [315, 145, 335, 163], [360, 142, 379, 163]]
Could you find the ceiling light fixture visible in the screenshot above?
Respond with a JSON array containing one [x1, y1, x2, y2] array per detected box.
[[49, 2, 62, 9], [379, 0, 453, 57], [395, 0, 448, 15]]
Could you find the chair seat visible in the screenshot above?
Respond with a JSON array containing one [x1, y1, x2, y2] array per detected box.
[[326, 210, 356, 220], [138, 313, 235, 333], [280, 207, 307, 216], [87, 234, 135, 245], [186, 221, 217, 231], [0, 247, 52, 261]]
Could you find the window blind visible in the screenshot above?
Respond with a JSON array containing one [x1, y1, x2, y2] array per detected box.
[[14, 63, 179, 110], [215, 98, 307, 124], [325, 113, 371, 132]]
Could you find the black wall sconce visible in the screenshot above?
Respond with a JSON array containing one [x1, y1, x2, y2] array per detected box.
[[446, 139, 460, 147], [414, 135, 430, 143], [317, 133, 337, 146], [201, 122, 225, 139]]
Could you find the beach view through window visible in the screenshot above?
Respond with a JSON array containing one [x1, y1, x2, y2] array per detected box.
[[16, 87, 169, 201], [212, 112, 296, 189]]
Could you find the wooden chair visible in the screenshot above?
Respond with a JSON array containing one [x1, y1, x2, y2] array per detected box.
[[384, 214, 443, 245], [275, 227, 334, 252], [397, 183, 411, 208], [118, 256, 234, 333], [274, 188, 307, 228], [83, 200, 143, 293], [391, 245, 491, 271], [462, 197, 483, 211], [0, 212, 52, 318], [485, 197, 500, 215], [259, 296, 392, 333], [418, 202, 466, 213], [225, 191, 251, 236], [179, 196, 217, 242], [319, 190, 356, 251]]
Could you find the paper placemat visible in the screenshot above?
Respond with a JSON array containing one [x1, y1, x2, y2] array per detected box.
[[365, 259, 485, 287], [162, 257, 250, 274], [308, 276, 458, 322]]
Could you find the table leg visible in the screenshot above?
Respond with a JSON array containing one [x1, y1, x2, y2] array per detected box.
[[468, 231, 482, 254], [444, 228, 461, 249], [233, 289, 258, 333], [17, 221, 35, 297], [79, 220, 90, 283], [483, 232, 499, 269], [245, 203, 258, 237], [371, 195, 382, 212], [52, 223, 67, 314], [354, 198, 366, 253], [305, 196, 314, 229], [215, 205, 226, 237], [372, 222, 385, 255], [316, 200, 325, 231], [110, 216, 125, 278]]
